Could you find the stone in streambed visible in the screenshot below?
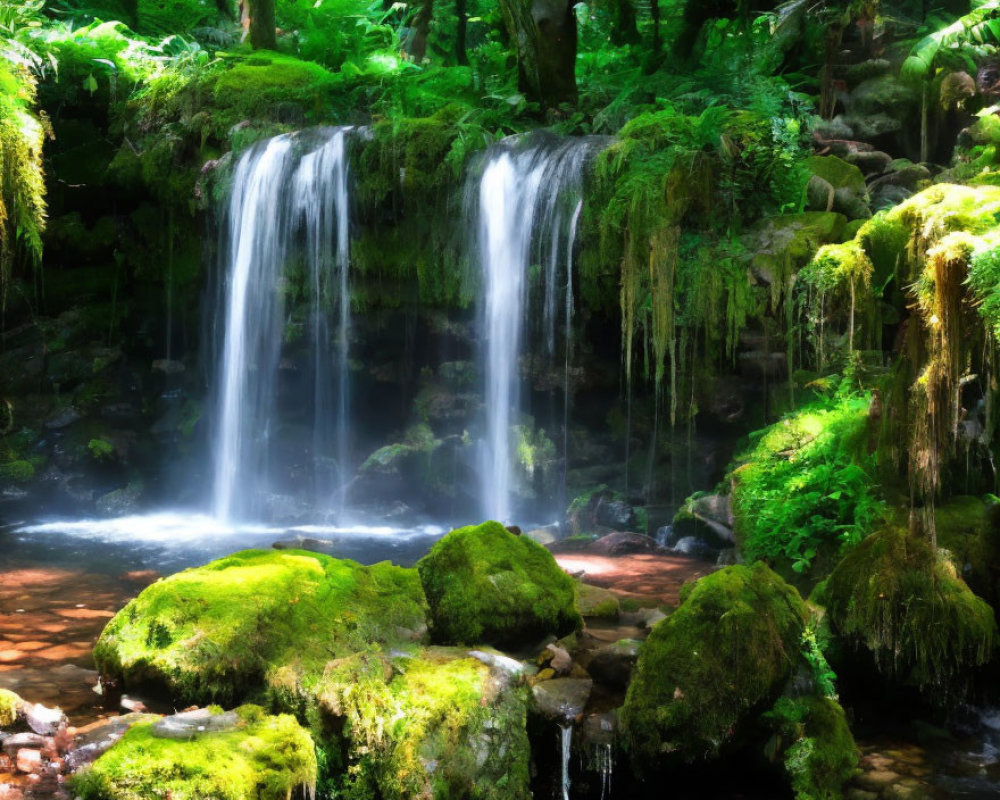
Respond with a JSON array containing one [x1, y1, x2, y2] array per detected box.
[[531, 678, 593, 721]]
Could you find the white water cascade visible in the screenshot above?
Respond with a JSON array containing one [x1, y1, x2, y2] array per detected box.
[[212, 127, 353, 522], [474, 134, 602, 523]]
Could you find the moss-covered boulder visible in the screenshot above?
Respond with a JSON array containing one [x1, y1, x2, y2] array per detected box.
[[73, 705, 316, 800], [621, 563, 808, 773], [417, 521, 581, 647], [93, 549, 428, 705], [763, 696, 859, 800], [0, 688, 21, 727], [935, 496, 1000, 607], [825, 526, 996, 692], [316, 647, 530, 800]]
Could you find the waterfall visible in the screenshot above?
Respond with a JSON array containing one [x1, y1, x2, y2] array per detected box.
[[473, 134, 603, 524], [559, 723, 573, 800], [212, 127, 353, 522]]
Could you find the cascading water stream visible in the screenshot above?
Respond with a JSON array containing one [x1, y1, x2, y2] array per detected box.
[[212, 127, 353, 522], [473, 134, 604, 524], [559, 723, 573, 800]]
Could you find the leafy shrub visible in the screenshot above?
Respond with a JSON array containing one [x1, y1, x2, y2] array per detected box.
[[731, 392, 885, 576]]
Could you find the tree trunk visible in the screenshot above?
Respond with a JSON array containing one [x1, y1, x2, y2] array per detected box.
[[456, 0, 469, 65], [409, 0, 434, 62], [497, 0, 577, 107], [610, 0, 640, 46], [248, 0, 276, 50]]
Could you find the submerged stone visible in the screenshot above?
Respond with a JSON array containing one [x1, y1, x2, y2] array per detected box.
[[621, 563, 808, 773], [72, 705, 316, 800], [417, 521, 581, 647]]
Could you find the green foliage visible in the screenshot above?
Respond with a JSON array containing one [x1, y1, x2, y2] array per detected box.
[[901, 1, 1000, 88], [826, 525, 997, 692], [93, 549, 428, 705], [0, 56, 46, 306], [416, 520, 581, 647], [621, 563, 808, 772], [762, 696, 859, 800], [731, 392, 884, 577], [87, 437, 114, 460], [72, 706, 317, 800]]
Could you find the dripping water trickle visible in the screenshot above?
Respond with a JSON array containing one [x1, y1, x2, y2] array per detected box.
[[559, 723, 573, 800]]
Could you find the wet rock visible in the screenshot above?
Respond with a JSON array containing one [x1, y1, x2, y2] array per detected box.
[[846, 59, 892, 85], [847, 76, 918, 119], [855, 769, 901, 792], [43, 406, 82, 430], [2, 733, 46, 757], [846, 149, 893, 176], [531, 678, 593, 721], [525, 527, 558, 546], [0, 785, 25, 800], [96, 483, 143, 516], [671, 536, 719, 559], [23, 703, 64, 735], [467, 649, 526, 678], [152, 708, 241, 741], [587, 640, 640, 689], [152, 359, 185, 374], [590, 532, 653, 556], [575, 583, 620, 620], [539, 643, 573, 675], [271, 536, 333, 552], [595, 498, 635, 530], [15, 748, 42, 774], [717, 547, 744, 566], [63, 713, 158, 770]]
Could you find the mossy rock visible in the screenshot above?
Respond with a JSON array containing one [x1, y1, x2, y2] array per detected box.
[[73, 705, 316, 800], [316, 647, 530, 800], [0, 459, 34, 482], [417, 521, 581, 647], [0, 688, 21, 727], [93, 549, 428, 705], [935, 496, 1000, 606], [750, 212, 848, 287], [621, 563, 808, 773], [762, 695, 859, 800], [825, 526, 996, 692], [575, 582, 620, 620]]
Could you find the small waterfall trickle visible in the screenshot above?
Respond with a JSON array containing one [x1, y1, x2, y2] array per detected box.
[[559, 723, 573, 800], [472, 134, 604, 524], [212, 127, 353, 522]]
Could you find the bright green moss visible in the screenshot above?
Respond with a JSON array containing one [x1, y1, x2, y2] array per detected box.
[[575, 582, 620, 620], [73, 705, 316, 800], [0, 688, 21, 727], [935, 496, 1000, 606], [212, 53, 338, 116], [0, 459, 35, 482], [731, 393, 884, 579], [317, 647, 530, 800], [762, 696, 859, 800], [417, 521, 582, 647], [93, 549, 428, 705], [621, 563, 808, 773], [825, 526, 997, 692]]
